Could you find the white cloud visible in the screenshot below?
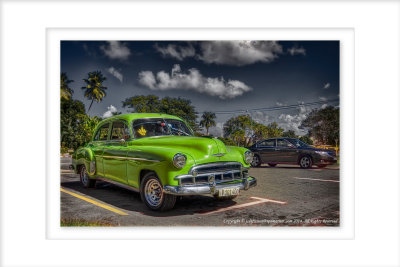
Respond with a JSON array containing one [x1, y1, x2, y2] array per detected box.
[[198, 41, 283, 66], [102, 105, 118, 118], [154, 41, 283, 66], [252, 111, 270, 124], [276, 101, 285, 106], [324, 83, 331, 89], [321, 104, 328, 109], [107, 67, 123, 83], [138, 64, 252, 99], [154, 43, 195, 61], [319, 96, 328, 101], [100, 41, 131, 61], [278, 105, 312, 135], [208, 122, 224, 137], [287, 46, 306, 56]]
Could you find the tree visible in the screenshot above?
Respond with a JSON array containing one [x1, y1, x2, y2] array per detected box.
[[301, 106, 339, 145], [81, 71, 108, 112], [217, 137, 236, 146], [299, 135, 313, 145], [265, 122, 284, 138], [122, 95, 160, 113], [61, 98, 86, 150], [122, 95, 198, 130], [199, 112, 216, 135], [60, 98, 101, 150], [282, 130, 297, 138], [60, 73, 74, 100], [223, 115, 284, 147]]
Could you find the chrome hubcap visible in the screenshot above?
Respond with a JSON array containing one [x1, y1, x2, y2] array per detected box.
[[301, 157, 310, 167], [81, 167, 88, 185], [144, 179, 163, 207]]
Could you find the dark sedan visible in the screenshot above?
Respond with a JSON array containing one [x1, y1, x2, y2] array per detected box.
[[248, 138, 337, 168]]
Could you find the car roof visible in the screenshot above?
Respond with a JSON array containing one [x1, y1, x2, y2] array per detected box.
[[100, 113, 184, 124]]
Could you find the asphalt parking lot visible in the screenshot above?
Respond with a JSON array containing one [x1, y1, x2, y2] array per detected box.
[[60, 157, 340, 226]]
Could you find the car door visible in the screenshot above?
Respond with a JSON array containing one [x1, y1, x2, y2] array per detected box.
[[257, 139, 276, 163], [90, 122, 110, 177], [275, 138, 297, 163], [103, 120, 131, 184]]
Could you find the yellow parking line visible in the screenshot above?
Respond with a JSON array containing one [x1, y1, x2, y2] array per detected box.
[[60, 187, 128, 215]]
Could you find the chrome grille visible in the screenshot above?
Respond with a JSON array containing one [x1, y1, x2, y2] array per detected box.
[[175, 162, 248, 185]]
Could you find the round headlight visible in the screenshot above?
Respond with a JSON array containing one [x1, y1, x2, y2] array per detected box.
[[244, 151, 253, 164], [173, 153, 187, 169]]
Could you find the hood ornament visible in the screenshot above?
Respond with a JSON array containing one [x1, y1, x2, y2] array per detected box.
[[212, 153, 225, 157]]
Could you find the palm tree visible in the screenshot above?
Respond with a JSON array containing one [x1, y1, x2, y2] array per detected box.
[[81, 71, 108, 112], [60, 73, 74, 100], [199, 112, 216, 135]]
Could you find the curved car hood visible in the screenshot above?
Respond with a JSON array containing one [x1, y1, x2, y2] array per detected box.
[[131, 136, 229, 163]]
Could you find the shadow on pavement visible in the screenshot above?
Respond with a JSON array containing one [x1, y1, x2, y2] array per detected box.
[[61, 180, 238, 217]]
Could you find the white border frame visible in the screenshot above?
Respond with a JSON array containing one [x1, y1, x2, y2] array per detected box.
[[1, 1, 399, 267], [47, 28, 354, 240]]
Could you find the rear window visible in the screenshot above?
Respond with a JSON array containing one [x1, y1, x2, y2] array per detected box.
[[110, 121, 131, 140], [94, 123, 109, 141], [258, 139, 275, 147]]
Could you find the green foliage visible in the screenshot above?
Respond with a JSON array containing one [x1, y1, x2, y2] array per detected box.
[[81, 71, 108, 112], [264, 122, 284, 138], [199, 112, 216, 135], [299, 135, 314, 145], [60, 98, 100, 150], [301, 106, 339, 145], [122, 95, 198, 130], [60, 73, 74, 100], [217, 137, 237, 146], [282, 130, 297, 138], [122, 95, 160, 113], [223, 115, 284, 147]]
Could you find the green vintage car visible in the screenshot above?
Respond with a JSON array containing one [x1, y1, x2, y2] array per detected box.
[[71, 113, 257, 211]]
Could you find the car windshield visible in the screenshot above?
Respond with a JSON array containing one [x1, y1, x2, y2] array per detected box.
[[287, 138, 311, 148], [132, 118, 193, 138]]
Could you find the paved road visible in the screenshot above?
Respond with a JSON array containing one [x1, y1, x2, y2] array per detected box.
[[60, 157, 340, 226]]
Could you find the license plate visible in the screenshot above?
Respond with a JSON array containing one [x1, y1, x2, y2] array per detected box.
[[218, 187, 240, 197]]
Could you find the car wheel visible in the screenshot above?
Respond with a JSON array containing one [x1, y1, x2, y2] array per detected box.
[[140, 172, 176, 211], [251, 154, 261, 167], [213, 194, 238, 201], [317, 164, 327, 168], [80, 165, 96, 188], [299, 155, 313, 169], [268, 163, 277, 167]]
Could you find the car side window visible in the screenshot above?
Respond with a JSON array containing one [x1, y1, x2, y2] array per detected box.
[[258, 139, 275, 147], [110, 121, 131, 140], [277, 139, 293, 147], [94, 124, 109, 141]]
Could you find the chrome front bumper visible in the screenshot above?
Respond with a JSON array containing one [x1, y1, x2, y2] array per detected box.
[[163, 177, 257, 196]]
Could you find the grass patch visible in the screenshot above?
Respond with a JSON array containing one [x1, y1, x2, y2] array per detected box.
[[61, 218, 116, 227]]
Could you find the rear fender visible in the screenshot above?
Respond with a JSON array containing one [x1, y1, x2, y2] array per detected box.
[[74, 147, 96, 176]]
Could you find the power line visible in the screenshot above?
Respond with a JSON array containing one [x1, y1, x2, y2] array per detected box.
[[201, 98, 339, 114]]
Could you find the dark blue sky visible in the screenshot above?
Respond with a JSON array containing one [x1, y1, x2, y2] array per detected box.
[[61, 40, 339, 136]]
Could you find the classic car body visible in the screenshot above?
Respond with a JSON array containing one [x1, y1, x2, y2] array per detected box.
[[249, 137, 337, 168], [71, 113, 257, 211]]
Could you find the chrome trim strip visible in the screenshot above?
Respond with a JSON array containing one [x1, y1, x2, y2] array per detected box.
[[102, 155, 160, 162], [189, 161, 243, 174]]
